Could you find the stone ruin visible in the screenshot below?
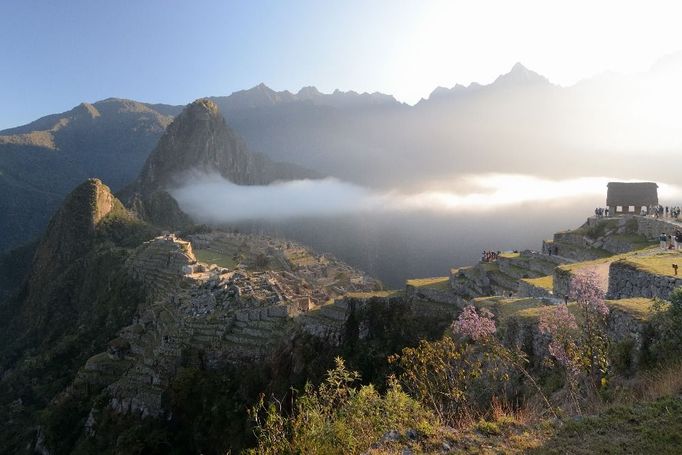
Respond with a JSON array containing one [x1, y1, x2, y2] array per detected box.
[[606, 181, 658, 215]]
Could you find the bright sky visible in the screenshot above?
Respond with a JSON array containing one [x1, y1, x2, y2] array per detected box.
[[2, 0, 682, 129]]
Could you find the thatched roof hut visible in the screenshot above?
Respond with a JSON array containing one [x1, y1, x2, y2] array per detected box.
[[606, 182, 658, 208]]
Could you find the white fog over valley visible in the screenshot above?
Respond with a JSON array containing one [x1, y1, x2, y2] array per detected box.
[[172, 172, 682, 286]]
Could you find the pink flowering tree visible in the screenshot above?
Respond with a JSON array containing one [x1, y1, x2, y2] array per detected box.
[[451, 305, 496, 341], [570, 270, 609, 386], [540, 270, 610, 399], [452, 304, 557, 417], [539, 304, 582, 398]]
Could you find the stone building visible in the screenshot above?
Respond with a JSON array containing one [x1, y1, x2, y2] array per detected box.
[[606, 182, 658, 215]]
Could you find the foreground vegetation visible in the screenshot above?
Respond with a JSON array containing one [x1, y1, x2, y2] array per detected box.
[[248, 280, 682, 454]]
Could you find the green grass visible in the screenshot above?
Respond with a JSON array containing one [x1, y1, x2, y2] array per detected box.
[[389, 396, 682, 454], [531, 397, 682, 454], [473, 297, 548, 321], [623, 251, 682, 277], [522, 275, 553, 290], [499, 251, 521, 259], [194, 249, 238, 268], [345, 290, 403, 299], [406, 276, 450, 290], [558, 246, 660, 273], [475, 297, 660, 324], [606, 298, 660, 321]]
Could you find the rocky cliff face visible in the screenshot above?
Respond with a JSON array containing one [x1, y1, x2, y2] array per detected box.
[[133, 99, 266, 192]]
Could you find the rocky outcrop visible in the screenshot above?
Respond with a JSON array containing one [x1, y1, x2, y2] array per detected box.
[[25, 179, 117, 309]]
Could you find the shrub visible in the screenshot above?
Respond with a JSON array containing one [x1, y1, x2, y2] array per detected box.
[[247, 357, 435, 455], [392, 305, 555, 424], [609, 339, 637, 375], [648, 288, 682, 363]]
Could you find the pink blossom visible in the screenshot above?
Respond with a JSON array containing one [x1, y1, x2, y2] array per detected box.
[[539, 304, 578, 335], [452, 305, 496, 341], [569, 270, 609, 316], [539, 304, 580, 372]]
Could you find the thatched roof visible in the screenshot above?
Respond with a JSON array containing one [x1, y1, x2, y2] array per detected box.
[[606, 182, 658, 206]]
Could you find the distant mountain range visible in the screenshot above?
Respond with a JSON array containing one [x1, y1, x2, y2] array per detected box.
[[2, 57, 682, 253]]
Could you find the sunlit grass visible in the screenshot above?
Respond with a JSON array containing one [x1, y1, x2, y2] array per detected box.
[[623, 251, 682, 277], [473, 296, 548, 321], [194, 249, 238, 268], [606, 298, 659, 321], [345, 290, 403, 299], [406, 276, 450, 290], [559, 246, 660, 273], [522, 275, 553, 291]]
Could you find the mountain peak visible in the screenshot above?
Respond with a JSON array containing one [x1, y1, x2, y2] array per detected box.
[[185, 98, 221, 117], [246, 83, 278, 97], [74, 102, 101, 119], [28, 178, 116, 291], [297, 86, 322, 99], [130, 99, 238, 195], [493, 62, 549, 87]]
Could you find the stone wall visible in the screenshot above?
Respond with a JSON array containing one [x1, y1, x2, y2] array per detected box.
[[608, 260, 682, 300], [517, 280, 555, 300], [606, 306, 653, 370], [405, 283, 465, 306], [634, 216, 680, 240], [552, 267, 572, 299]]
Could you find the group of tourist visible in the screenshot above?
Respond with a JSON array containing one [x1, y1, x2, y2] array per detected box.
[[481, 250, 500, 263], [594, 206, 681, 219], [638, 205, 681, 218], [651, 205, 681, 219], [659, 231, 682, 250]]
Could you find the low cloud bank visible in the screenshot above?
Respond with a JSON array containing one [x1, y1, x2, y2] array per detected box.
[[170, 172, 682, 224], [170, 175, 383, 223]]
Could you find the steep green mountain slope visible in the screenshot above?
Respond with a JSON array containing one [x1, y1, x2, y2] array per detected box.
[[0, 179, 158, 453], [0, 99, 172, 253]]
